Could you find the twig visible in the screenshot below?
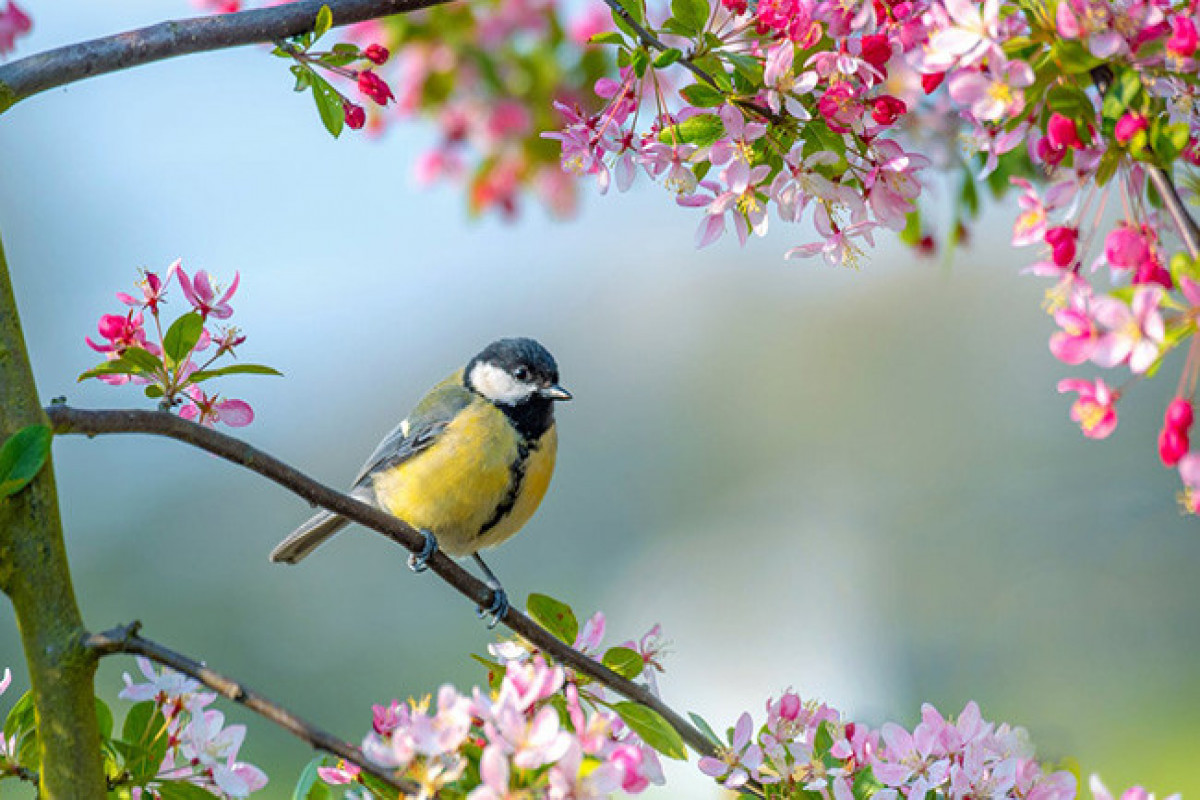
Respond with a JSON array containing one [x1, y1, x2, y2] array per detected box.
[[47, 405, 719, 761], [0, 0, 453, 113], [84, 622, 415, 794]]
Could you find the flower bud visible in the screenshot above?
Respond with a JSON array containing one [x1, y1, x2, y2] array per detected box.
[[1114, 112, 1147, 146], [357, 70, 395, 106], [1160, 426, 1189, 467], [870, 95, 906, 126], [1166, 398, 1194, 431], [920, 71, 945, 94], [363, 43, 390, 65], [343, 102, 366, 130]]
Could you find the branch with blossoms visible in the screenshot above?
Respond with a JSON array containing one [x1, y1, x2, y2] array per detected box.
[[83, 622, 415, 794], [43, 404, 719, 763]]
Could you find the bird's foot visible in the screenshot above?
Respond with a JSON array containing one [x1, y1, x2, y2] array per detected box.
[[407, 529, 438, 573], [476, 584, 509, 629]]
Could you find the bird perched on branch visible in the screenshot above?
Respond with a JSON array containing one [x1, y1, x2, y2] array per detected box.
[[269, 337, 571, 626]]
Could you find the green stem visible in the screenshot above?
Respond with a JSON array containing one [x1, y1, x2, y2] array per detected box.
[[0, 230, 106, 796]]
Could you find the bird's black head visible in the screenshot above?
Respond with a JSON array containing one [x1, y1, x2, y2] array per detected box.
[[465, 338, 571, 440]]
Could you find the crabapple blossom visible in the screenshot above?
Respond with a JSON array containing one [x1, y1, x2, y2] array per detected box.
[[1058, 378, 1119, 440]]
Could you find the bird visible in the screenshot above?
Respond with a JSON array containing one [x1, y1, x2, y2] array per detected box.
[[269, 337, 571, 626]]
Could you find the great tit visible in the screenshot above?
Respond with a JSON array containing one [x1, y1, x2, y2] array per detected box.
[[269, 337, 571, 625]]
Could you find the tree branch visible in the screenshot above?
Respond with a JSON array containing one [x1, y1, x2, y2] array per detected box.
[[0, 0, 454, 113], [46, 405, 719, 761], [85, 622, 416, 794]]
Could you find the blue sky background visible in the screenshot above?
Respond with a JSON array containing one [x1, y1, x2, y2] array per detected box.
[[1, 3, 1199, 798]]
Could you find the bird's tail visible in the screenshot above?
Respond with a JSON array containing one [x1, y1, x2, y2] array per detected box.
[[269, 511, 350, 564]]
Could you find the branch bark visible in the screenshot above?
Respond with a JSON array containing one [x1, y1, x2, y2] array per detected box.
[[0, 0, 454, 113], [46, 405, 720, 761], [85, 622, 417, 793], [0, 241, 108, 795]]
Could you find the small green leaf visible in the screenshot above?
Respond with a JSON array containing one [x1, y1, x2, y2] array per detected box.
[[144, 384, 165, 399], [293, 758, 335, 800], [313, 4, 333, 41], [814, 719, 835, 754], [680, 82, 725, 107], [1045, 84, 1094, 119], [1095, 149, 1121, 186], [120, 345, 165, 375], [0, 424, 51, 498], [602, 646, 644, 680], [291, 64, 312, 92], [654, 48, 683, 69], [852, 765, 885, 800], [670, 0, 709, 34], [121, 700, 169, 781], [613, 701, 688, 760], [310, 74, 346, 138], [158, 782, 228, 800], [589, 31, 627, 46], [188, 363, 284, 383], [526, 593, 578, 645], [4, 690, 35, 742], [688, 711, 722, 746], [1151, 120, 1189, 165], [631, 48, 650, 78], [659, 112, 724, 147], [78, 357, 135, 382], [163, 312, 205, 364], [95, 697, 114, 740]]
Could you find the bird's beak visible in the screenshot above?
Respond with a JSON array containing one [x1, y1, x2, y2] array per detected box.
[[539, 384, 573, 401]]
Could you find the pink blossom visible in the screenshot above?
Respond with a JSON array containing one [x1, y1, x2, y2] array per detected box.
[[639, 141, 698, 195], [816, 82, 862, 133], [1178, 453, 1200, 514], [1049, 306, 1098, 365], [947, 57, 1033, 121], [1035, 113, 1084, 166], [1114, 112, 1148, 145], [176, 267, 239, 320], [710, 105, 768, 168], [921, 0, 1001, 70], [1090, 288, 1164, 373], [318, 760, 361, 785], [1104, 223, 1153, 271], [865, 141, 929, 231], [179, 387, 255, 428], [1057, 377, 1119, 439], [698, 712, 762, 789], [681, 162, 772, 248], [763, 42, 818, 117], [785, 218, 876, 268], [0, 0, 31, 57]]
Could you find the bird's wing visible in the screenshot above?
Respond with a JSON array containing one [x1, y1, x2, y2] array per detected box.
[[351, 369, 474, 488]]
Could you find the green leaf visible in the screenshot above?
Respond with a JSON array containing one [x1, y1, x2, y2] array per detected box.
[[1151, 120, 1189, 165], [670, 0, 709, 35], [654, 48, 683, 68], [852, 765, 885, 800], [659, 112, 724, 147], [680, 82, 725, 107], [158, 782, 228, 800], [631, 48, 650, 78], [1095, 149, 1121, 186], [163, 312, 205, 364], [814, 719, 835, 755], [4, 690, 35, 742], [0, 424, 51, 499], [310, 74, 346, 138], [78, 357, 135, 382], [291, 64, 312, 92], [313, 4, 333, 41], [95, 697, 114, 740], [293, 758, 335, 800], [688, 711, 722, 746], [1045, 84, 1094, 119], [610, 0, 645, 40], [120, 700, 169, 782], [120, 346, 165, 375], [144, 384, 165, 399], [589, 31, 627, 46], [1101, 68, 1144, 123], [188, 363, 284, 383], [526, 593, 578, 644], [1053, 39, 1102, 74], [801, 118, 847, 163], [613, 702, 688, 760], [602, 646, 644, 679]]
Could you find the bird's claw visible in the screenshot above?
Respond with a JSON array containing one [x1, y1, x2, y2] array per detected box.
[[407, 530, 438, 573], [476, 586, 509, 629]]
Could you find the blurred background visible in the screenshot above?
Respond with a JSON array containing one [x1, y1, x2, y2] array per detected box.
[[1, 2, 1198, 798]]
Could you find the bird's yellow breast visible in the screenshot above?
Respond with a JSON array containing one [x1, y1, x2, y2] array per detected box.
[[369, 400, 558, 557]]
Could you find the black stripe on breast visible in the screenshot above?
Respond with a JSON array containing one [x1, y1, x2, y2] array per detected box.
[[478, 439, 536, 536]]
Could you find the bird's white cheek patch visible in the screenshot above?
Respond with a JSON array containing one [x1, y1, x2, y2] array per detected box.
[[469, 362, 534, 405]]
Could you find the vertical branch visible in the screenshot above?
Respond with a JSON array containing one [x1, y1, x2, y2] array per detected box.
[[0, 232, 107, 797]]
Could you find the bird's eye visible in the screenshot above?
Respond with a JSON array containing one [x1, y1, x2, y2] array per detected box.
[[513, 366, 531, 381]]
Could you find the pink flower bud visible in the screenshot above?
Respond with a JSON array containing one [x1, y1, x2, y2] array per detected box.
[[343, 102, 366, 130], [1045, 225, 1078, 267], [1167, 15, 1198, 57], [1114, 112, 1147, 145], [363, 43, 390, 65], [1159, 426, 1189, 467], [778, 691, 801, 721], [356, 70, 394, 106], [859, 33, 892, 70], [921, 72, 945, 94], [870, 95, 906, 125], [1167, 398, 1194, 431]]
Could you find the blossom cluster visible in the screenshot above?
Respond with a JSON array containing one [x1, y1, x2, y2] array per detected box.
[[0, 662, 267, 797], [119, 657, 269, 798], [697, 690, 1161, 800], [306, 603, 670, 798], [82, 259, 278, 427]]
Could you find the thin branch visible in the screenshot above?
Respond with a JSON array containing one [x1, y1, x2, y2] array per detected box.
[[85, 622, 416, 794], [47, 405, 719, 761], [0, 0, 453, 113]]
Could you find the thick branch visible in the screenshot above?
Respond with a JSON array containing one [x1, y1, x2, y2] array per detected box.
[[46, 405, 719, 760], [0, 0, 453, 113], [85, 622, 415, 793]]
